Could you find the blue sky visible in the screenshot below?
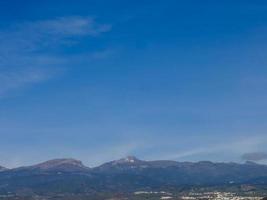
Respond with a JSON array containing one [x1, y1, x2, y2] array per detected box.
[[0, 0, 267, 167]]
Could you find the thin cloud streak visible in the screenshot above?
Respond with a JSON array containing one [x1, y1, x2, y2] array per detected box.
[[0, 16, 111, 53], [0, 67, 57, 97], [0, 16, 112, 97], [163, 136, 267, 161], [33, 16, 112, 36], [242, 152, 267, 161]]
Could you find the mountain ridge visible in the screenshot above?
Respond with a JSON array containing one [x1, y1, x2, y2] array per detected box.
[[0, 156, 267, 196], [8, 158, 90, 174], [1, 156, 265, 171]]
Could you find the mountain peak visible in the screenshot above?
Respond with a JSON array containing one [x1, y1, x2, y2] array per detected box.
[[245, 161, 258, 165], [97, 156, 145, 170], [118, 156, 140, 163], [32, 158, 89, 172]]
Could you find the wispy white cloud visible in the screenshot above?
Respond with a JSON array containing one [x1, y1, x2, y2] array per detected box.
[[0, 16, 111, 52], [241, 152, 267, 162], [0, 54, 66, 98], [0, 67, 56, 97], [33, 16, 111, 36], [0, 16, 111, 97], [160, 135, 267, 161]]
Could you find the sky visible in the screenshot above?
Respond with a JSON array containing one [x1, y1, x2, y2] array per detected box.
[[0, 0, 267, 168]]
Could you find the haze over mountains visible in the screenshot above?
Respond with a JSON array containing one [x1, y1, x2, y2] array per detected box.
[[2, 156, 266, 172], [0, 156, 267, 197]]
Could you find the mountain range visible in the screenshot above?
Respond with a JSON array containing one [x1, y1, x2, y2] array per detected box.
[[0, 156, 267, 197]]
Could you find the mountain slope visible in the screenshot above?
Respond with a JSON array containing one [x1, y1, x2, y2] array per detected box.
[[13, 158, 90, 173], [0, 166, 7, 172], [0, 157, 267, 196], [97, 156, 183, 172], [31, 158, 89, 172], [94, 157, 267, 185]]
